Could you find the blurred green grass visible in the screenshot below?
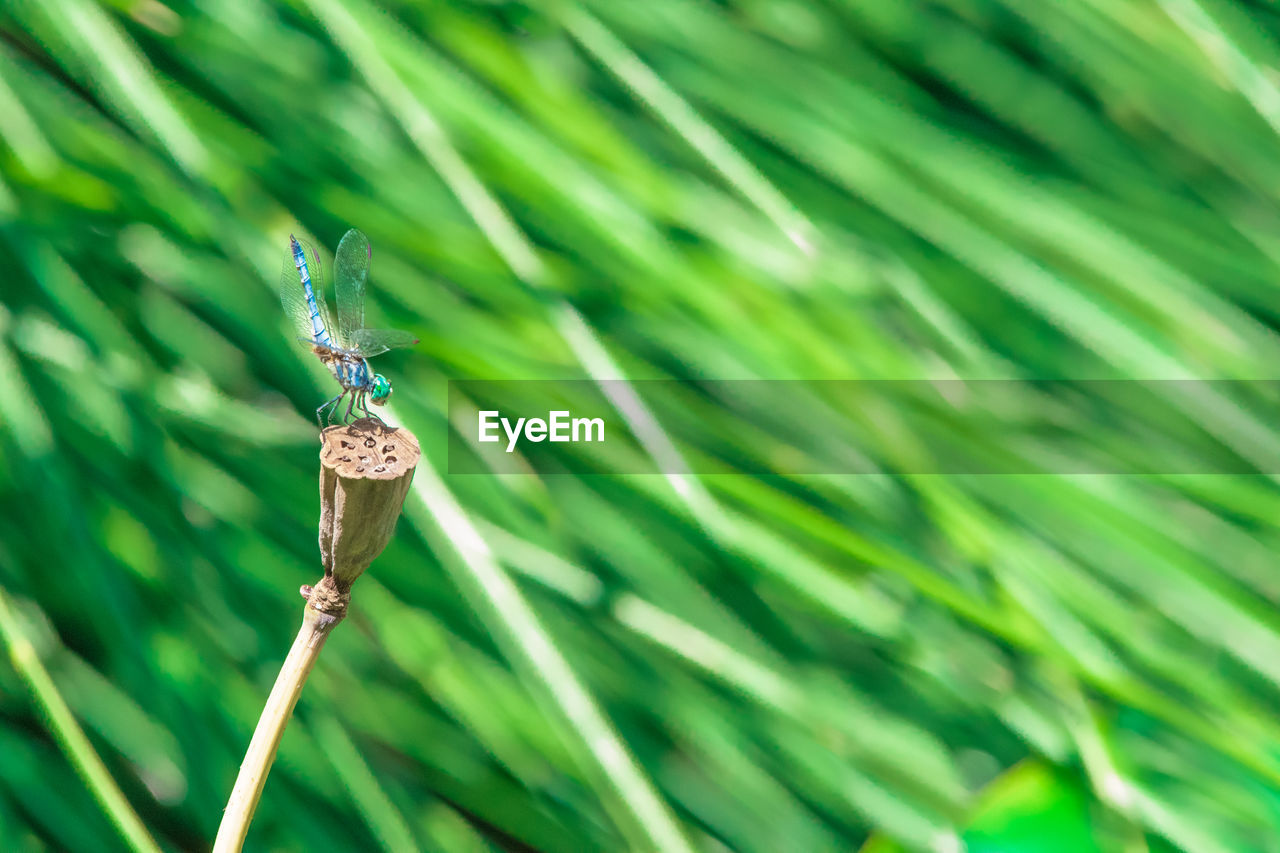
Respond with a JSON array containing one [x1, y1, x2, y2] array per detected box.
[[3, 0, 1280, 850]]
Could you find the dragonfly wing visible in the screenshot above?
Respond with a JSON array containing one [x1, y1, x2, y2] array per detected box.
[[279, 237, 336, 346], [334, 228, 371, 349], [349, 328, 418, 358]]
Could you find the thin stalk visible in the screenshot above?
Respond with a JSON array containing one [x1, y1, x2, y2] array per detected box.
[[213, 607, 340, 853]]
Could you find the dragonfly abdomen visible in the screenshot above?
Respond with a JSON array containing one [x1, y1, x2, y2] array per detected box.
[[291, 236, 332, 347]]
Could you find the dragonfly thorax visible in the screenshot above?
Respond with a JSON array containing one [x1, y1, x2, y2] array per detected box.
[[314, 346, 375, 390]]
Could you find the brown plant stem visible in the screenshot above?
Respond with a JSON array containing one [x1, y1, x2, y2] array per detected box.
[[212, 584, 346, 853]]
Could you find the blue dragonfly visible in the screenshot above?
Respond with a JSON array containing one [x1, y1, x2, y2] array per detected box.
[[280, 228, 417, 426]]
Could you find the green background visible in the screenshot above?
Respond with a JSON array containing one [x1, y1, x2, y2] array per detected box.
[[2, 0, 1280, 850]]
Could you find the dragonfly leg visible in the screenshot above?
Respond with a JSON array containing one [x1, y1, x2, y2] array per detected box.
[[344, 392, 356, 423], [359, 391, 386, 424], [316, 392, 344, 428], [334, 392, 351, 426]]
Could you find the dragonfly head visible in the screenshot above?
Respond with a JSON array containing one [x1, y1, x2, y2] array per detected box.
[[370, 374, 392, 405]]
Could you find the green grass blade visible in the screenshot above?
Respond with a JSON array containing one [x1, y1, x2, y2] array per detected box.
[[390, 427, 695, 852], [561, 4, 817, 254], [0, 588, 162, 853]]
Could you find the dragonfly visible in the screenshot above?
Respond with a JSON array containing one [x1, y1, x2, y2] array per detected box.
[[280, 228, 417, 426]]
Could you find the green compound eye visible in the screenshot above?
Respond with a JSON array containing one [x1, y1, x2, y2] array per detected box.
[[370, 374, 392, 404]]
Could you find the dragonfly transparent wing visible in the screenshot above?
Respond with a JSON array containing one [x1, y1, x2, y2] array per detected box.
[[349, 328, 418, 358], [333, 228, 370, 349], [279, 237, 336, 346]]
